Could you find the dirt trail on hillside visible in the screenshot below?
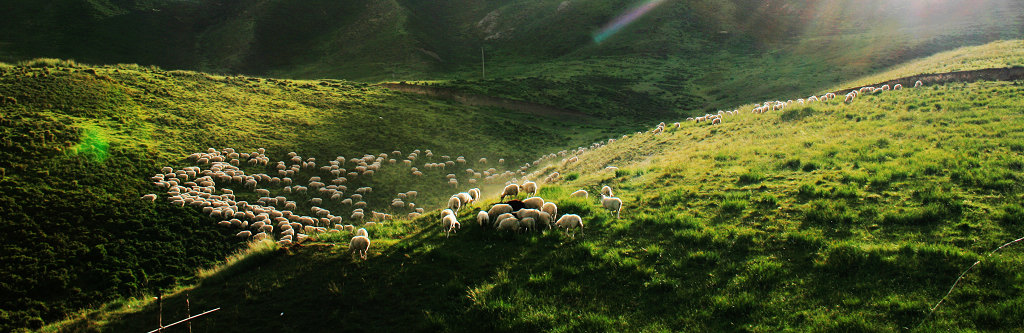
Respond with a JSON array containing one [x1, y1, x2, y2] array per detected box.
[[380, 83, 592, 119], [833, 67, 1024, 95]]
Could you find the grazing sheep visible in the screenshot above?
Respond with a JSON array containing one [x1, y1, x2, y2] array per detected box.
[[441, 209, 455, 218], [455, 192, 473, 205], [497, 217, 520, 232], [601, 185, 613, 197], [468, 188, 481, 202], [477, 211, 490, 227], [442, 215, 460, 238], [500, 184, 520, 201], [541, 202, 557, 222], [522, 196, 545, 209], [570, 189, 588, 198], [487, 204, 513, 221], [602, 195, 623, 219], [350, 236, 370, 260], [522, 181, 538, 196], [711, 117, 721, 125], [448, 196, 462, 213], [914, 80, 923, 88], [893, 83, 903, 90], [844, 93, 855, 103], [235, 230, 252, 238], [355, 228, 368, 237], [520, 217, 536, 232], [554, 214, 583, 238], [141, 194, 158, 202]]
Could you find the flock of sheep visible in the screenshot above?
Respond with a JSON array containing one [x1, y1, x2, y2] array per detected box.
[[142, 146, 533, 250], [144, 79, 925, 260], [437, 181, 621, 240]]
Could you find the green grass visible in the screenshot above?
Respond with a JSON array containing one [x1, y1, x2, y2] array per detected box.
[[0, 60, 620, 332], [44, 43, 1024, 331]]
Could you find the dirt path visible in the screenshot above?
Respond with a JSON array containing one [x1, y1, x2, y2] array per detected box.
[[832, 66, 1024, 96], [380, 83, 593, 119]]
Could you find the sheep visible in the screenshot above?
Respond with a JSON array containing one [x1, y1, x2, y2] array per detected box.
[[522, 196, 545, 209], [520, 217, 536, 232], [500, 184, 520, 201], [844, 93, 855, 103], [355, 228, 368, 237], [141, 194, 158, 202], [522, 181, 538, 196], [448, 196, 462, 213], [541, 202, 558, 222], [711, 117, 721, 125], [235, 230, 252, 238], [477, 211, 490, 227], [602, 195, 623, 219], [554, 214, 583, 238], [497, 217, 520, 232], [455, 192, 473, 205], [487, 204, 513, 221], [516, 209, 552, 230], [441, 209, 455, 218], [601, 185, 613, 197], [442, 214, 460, 238], [893, 83, 903, 90], [570, 189, 588, 198], [468, 188, 481, 202], [914, 80, 923, 88], [349, 236, 370, 260]]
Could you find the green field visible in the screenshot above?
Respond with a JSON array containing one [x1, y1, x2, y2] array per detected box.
[[0, 59, 625, 332], [39, 40, 1024, 332]]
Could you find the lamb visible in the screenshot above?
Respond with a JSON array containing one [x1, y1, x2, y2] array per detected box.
[[522, 196, 545, 209], [601, 185, 613, 197], [349, 235, 370, 260], [500, 184, 520, 201], [570, 189, 588, 198], [442, 214, 460, 238], [602, 195, 623, 219], [541, 202, 558, 222], [448, 196, 462, 213], [554, 214, 583, 238], [477, 211, 490, 227], [487, 204, 513, 221]]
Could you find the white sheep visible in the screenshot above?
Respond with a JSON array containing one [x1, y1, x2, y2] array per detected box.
[[914, 80, 923, 88], [602, 195, 623, 219], [448, 196, 462, 213], [554, 214, 583, 238], [355, 228, 368, 237], [442, 214, 460, 238], [541, 202, 557, 222], [477, 211, 490, 227], [141, 194, 157, 202], [487, 204, 513, 221], [235, 230, 252, 238], [468, 188, 481, 202], [349, 236, 370, 260], [500, 184, 520, 201], [522, 181, 538, 196], [497, 217, 520, 232], [601, 186, 613, 197], [455, 192, 473, 205], [570, 189, 588, 198], [893, 83, 903, 90], [522, 196, 545, 209]]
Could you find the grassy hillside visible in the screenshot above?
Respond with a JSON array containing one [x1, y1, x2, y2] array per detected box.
[[0, 58, 622, 332], [50, 43, 1024, 332]]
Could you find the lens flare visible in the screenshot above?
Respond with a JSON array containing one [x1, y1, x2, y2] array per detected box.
[[593, 0, 667, 44]]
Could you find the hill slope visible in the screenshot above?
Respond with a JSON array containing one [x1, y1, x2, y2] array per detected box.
[[53, 42, 1024, 332], [1, 0, 1021, 119], [0, 59, 621, 332]]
